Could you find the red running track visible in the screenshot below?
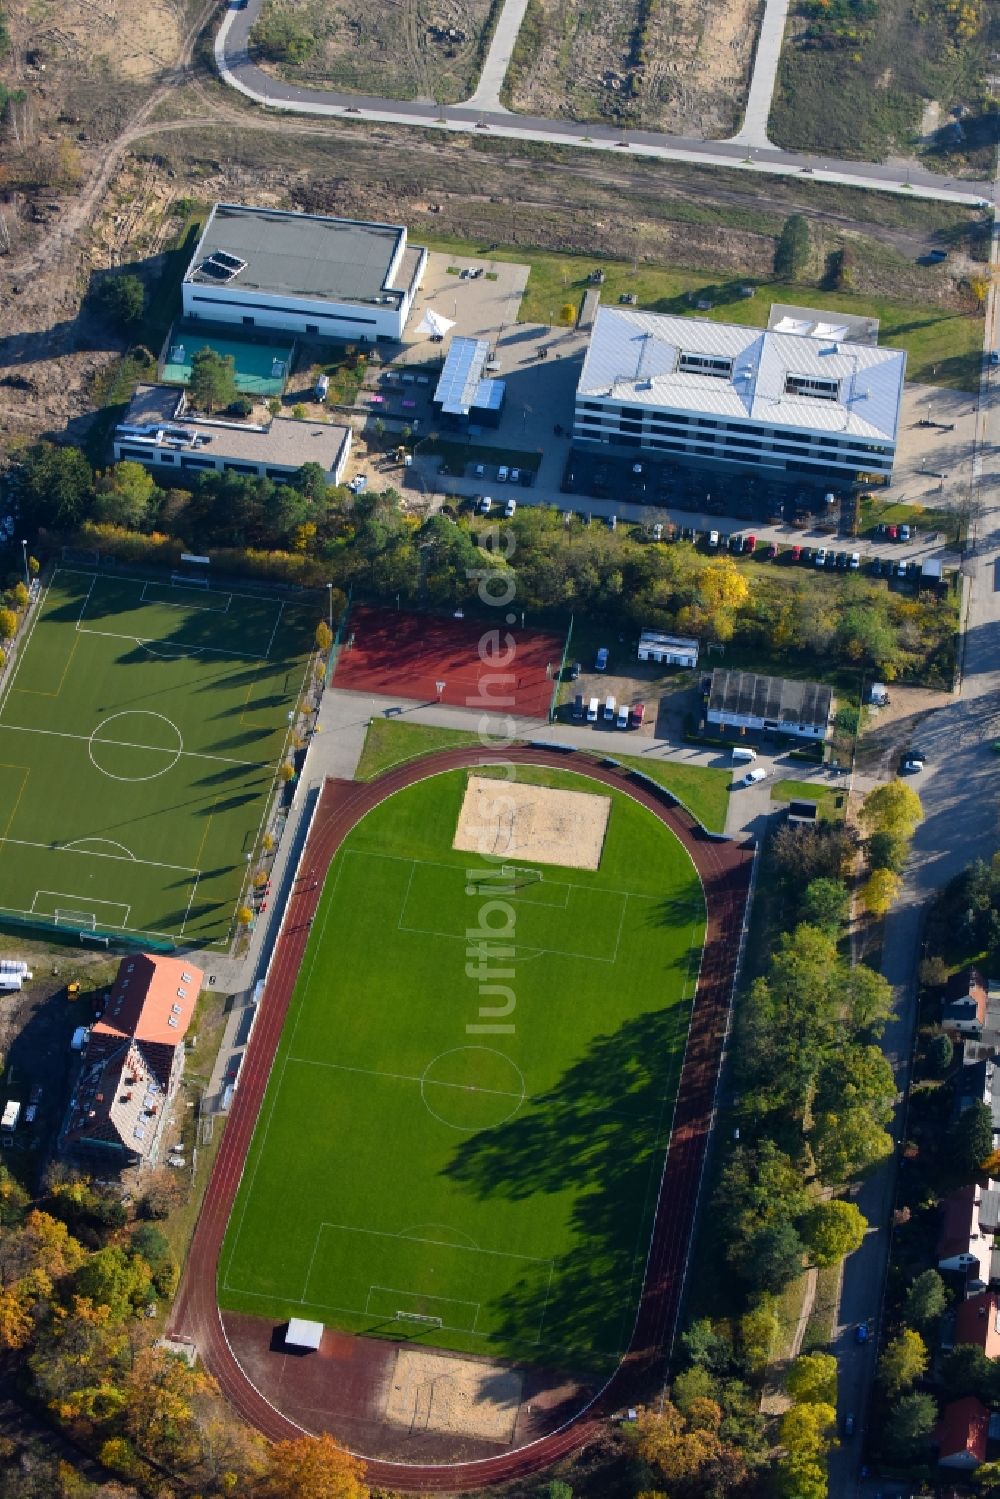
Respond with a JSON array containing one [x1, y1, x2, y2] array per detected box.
[[169, 748, 754, 1492]]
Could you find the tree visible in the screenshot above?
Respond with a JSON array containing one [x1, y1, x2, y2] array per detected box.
[[98, 273, 145, 327], [672, 1364, 717, 1415], [237, 905, 254, 927], [94, 462, 159, 531], [867, 829, 909, 873], [802, 1200, 867, 1267], [776, 1400, 835, 1499], [558, 303, 577, 326], [861, 868, 902, 916], [775, 214, 811, 279], [11, 582, 27, 609], [740, 1299, 778, 1372], [680, 1317, 731, 1373], [73, 1246, 153, 1320], [841, 963, 895, 1036], [278, 762, 295, 783], [188, 347, 238, 414], [949, 1098, 995, 1177], [18, 442, 94, 530], [786, 1352, 837, 1406], [636, 1403, 721, 1487], [940, 1341, 995, 1401], [315, 621, 333, 653], [812, 1106, 893, 1183], [881, 1391, 937, 1463], [860, 779, 923, 839], [256, 1432, 366, 1499], [544, 1484, 573, 1499], [904, 1270, 947, 1334], [928, 1032, 953, 1074], [0, 608, 17, 640], [878, 1329, 928, 1398], [800, 878, 850, 933], [744, 1219, 805, 1295], [129, 1223, 177, 1298], [919, 954, 950, 989]]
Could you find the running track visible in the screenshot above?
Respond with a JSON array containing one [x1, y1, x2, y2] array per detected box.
[[170, 748, 754, 1490]]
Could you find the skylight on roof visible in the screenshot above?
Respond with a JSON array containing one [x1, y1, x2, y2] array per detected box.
[[168, 1016, 178, 1028], [678, 351, 733, 380], [784, 373, 841, 402]]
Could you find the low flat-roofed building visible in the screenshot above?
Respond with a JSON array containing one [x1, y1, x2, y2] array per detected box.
[[707, 668, 833, 741], [182, 203, 426, 343], [573, 305, 905, 484], [114, 385, 351, 486], [285, 1317, 324, 1351], [636, 630, 699, 668], [767, 302, 880, 347], [432, 337, 506, 427]]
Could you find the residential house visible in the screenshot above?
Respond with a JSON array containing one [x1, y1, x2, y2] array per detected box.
[[937, 1397, 990, 1470], [944, 969, 990, 1039], [954, 1290, 1000, 1356], [937, 1182, 1000, 1284], [62, 954, 203, 1166]]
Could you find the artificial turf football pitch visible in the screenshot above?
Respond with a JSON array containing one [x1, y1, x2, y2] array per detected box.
[[0, 568, 314, 947], [219, 765, 706, 1372]]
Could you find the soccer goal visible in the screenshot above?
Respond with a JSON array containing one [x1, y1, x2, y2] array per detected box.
[[395, 1311, 443, 1328], [54, 908, 97, 930], [170, 572, 210, 589]]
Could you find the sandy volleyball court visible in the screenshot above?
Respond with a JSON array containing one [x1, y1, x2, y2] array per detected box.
[[453, 775, 611, 871]]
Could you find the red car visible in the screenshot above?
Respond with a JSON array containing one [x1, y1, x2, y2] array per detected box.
[[630, 702, 645, 728], [790, 545, 801, 562], [887, 524, 898, 540], [745, 534, 756, 552]]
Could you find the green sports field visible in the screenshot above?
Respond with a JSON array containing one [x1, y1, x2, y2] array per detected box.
[[0, 568, 314, 947], [219, 765, 705, 1371]]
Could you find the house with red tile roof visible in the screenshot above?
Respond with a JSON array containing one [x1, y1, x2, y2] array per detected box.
[[937, 1397, 990, 1469], [62, 954, 203, 1165], [954, 1291, 1000, 1358]]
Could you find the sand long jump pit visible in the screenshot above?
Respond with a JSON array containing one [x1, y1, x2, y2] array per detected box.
[[384, 1348, 524, 1442], [453, 775, 611, 870]]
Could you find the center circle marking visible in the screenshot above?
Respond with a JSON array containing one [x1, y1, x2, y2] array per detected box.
[[88, 711, 184, 783], [420, 1046, 526, 1131]]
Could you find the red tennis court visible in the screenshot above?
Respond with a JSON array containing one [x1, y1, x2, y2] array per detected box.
[[332, 605, 567, 719]]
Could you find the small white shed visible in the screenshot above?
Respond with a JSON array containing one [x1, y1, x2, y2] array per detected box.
[[637, 631, 699, 669], [285, 1317, 324, 1352]]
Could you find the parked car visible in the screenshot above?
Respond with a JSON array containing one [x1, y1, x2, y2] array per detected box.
[[497, 465, 509, 482], [902, 751, 926, 773], [896, 560, 908, 578], [745, 534, 757, 553], [765, 542, 779, 560], [504, 498, 517, 519], [570, 661, 581, 680], [595, 647, 609, 671], [630, 702, 645, 728], [652, 523, 664, 541], [855, 1322, 869, 1345], [510, 467, 521, 484], [836, 550, 848, 569], [572, 694, 585, 721], [825, 552, 837, 570], [849, 552, 860, 570], [477, 495, 493, 514], [730, 534, 745, 554], [815, 548, 827, 568], [616, 704, 630, 729], [844, 1414, 856, 1438], [899, 524, 911, 541], [790, 545, 801, 562], [870, 556, 883, 576], [608, 514, 617, 531], [349, 474, 368, 494], [474, 463, 486, 478], [708, 530, 720, 548], [744, 768, 768, 785], [887, 524, 898, 540]]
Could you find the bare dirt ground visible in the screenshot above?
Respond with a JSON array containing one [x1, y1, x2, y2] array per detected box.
[[255, 0, 496, 104], [855, 682, 953, 777], [506, 0, 762, 137], [453, 774, 611, 869], [384, 1348, 524, 1442]]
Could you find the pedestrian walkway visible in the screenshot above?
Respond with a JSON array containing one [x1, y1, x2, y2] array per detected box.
[[729, 0, 789, 147]]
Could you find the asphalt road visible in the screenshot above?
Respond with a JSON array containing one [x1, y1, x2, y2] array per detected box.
[[828, 213, 1000, 1498], [215, 0, 994, 207]]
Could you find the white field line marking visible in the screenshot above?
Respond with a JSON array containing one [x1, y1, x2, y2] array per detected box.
[[179, 873, 201, 938], [223, 1052, 293, 1293], [0, 571, 82, 715], [57, 564, 313, 612], [287, 1054, 525, 1101], [218, 1281, 494, 1335], [62, 836, 137, 859], [1, 835, 198, 874], [365, 1284, 482, 1327], [262, 601, 285, 662], [77, 624, 267, 661], [32, 889, 131, 924], [0, 721, 266, 768], [140, 580, 234, 613]]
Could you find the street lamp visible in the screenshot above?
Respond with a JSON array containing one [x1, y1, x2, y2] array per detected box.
[[21, 540, 28, 592], [326, 581, 333, 632]]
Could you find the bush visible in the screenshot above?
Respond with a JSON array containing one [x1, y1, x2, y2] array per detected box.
[[227, 396, 254, 419], [98, 272, 146, 327], [928, 1032, 953, 1074], [250, 4, 316, 64], [775, 214, 811, 279]]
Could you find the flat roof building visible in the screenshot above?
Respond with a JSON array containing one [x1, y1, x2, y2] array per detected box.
[[707, 668, 833, 741], [114, 385, 351, 487], [432, 337, 506, 427], [574, 305, 905, 484], [636, 630, 699, 668], [182, 203, 426, 343]]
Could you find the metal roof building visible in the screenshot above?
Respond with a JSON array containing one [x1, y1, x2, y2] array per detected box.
[[707, 668, 833, 740], [574, 305, 906, 483], [432, 337, 505, 426], [182, 204, 427, 343]]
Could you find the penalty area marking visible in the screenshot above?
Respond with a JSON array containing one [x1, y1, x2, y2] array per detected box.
[[31, 890, 131, 926]]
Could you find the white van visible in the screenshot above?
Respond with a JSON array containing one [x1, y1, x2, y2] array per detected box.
[[586, 696, 600, 723], [604, 695, 616, 722], [731, 747, 757, 764]]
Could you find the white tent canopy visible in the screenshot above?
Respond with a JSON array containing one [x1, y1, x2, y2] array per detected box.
[[285, 1317, 324, 1351], [416, 309, 455, 338]]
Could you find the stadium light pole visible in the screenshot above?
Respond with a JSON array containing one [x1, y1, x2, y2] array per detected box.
[[20, 540, 28, 592], [326, 581, 333, 633]]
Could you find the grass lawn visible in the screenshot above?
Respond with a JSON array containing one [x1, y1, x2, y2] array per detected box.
[[860, 494, 963, 542], [614, 755, 730, 834], [355, 718, 481, 780], [219, 765, 705, 1369], [0, 569, 313, 947], [770, 780, 846, 823], [420, 234, 984, 389]]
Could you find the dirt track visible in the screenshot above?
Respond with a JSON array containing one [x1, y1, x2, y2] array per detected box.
[[168, 748, 754, 1489]]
